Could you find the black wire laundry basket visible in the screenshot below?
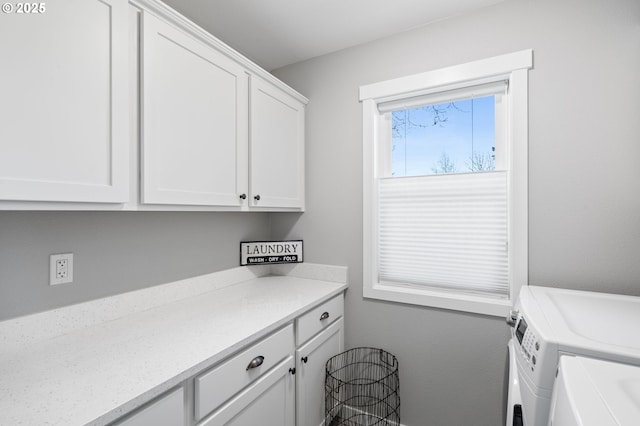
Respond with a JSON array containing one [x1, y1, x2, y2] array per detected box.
[[325, 347, 400, 426]]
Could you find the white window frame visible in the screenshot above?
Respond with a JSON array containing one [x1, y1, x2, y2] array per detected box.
[[361, 50, 532, 317]]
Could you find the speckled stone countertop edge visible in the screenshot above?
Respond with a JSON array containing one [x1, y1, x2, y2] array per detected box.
[[0, 262, 348, 355], [0, 263, 348, 426]]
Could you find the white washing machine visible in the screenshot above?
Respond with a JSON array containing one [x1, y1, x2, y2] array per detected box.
[[506, 286, 640, 426], [549, 356, 640, 425]]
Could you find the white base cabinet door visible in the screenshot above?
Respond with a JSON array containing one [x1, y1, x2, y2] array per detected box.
[[296, 318, 345, 426], [141, 11, 248, 207], [0, 0, 129, 203], [114, 387, 184, 426], [199, 358, 295, 426], [249, 76, 305, 210]]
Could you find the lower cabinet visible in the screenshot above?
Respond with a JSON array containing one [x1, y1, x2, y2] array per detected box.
[[194, 324, 295, 425], [198, 357, 295, 426], [114, 387, 184, 426], [194, 325, 294, 421], [110, 293, 345, 426], [296, 318, 345, 426]]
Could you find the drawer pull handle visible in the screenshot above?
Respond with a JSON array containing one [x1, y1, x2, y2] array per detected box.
[[301, 356, 308, 364], [320, 311, 330, 321], [246, 356, 265, 370], [289, 367, 296, 375]]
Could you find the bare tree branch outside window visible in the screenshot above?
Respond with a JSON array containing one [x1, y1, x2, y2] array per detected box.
[[391, 98, 496, 176]]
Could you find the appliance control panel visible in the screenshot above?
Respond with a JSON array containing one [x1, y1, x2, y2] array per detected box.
[[521, 328, 540, 370], [513, 315, 558, 391], [512, 288, 567, 392], [515, 317, 541, 372]]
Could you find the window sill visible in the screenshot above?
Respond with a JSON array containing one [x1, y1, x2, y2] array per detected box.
[[364, 281, 513, 317]]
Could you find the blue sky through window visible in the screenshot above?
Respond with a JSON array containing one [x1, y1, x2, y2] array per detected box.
[[391, 96, 495, 176]]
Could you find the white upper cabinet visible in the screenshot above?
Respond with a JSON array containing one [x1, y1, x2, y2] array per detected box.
[[0, 0, 306, 211], [0, 0, 129, 203], [250, 77, 306, 210], [140, 11, 248, 207]]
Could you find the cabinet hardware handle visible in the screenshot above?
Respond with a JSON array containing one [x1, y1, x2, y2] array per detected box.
[[320, 311, 330, 321], [254, 194, 261, 201], [301, 356, 308, 364], [239, 193, 247, 200], [289, 367, 296, 375], [246, 356, 265, 370]]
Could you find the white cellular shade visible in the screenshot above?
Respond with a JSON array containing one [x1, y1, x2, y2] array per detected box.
[[378, 171, 509, 297]]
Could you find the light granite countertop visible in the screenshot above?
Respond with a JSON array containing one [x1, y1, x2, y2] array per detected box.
[[0, 263, 348, 426]]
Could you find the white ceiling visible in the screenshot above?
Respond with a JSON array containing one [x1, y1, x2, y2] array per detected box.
[[162, 0, 507, 71]]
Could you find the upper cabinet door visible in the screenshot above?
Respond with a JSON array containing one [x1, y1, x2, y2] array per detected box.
[[0, 0, 129, 203], [250, 77, 305, 210], [141, 12, 248, 207]]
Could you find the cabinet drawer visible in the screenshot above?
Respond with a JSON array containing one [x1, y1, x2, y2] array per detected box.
[[296, 295, 344, 345], [194, 324, 294, 421], [114, 387, 184, 426], [199, 356, 295, 426]]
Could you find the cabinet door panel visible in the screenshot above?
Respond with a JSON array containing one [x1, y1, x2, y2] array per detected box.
[[115, 387, 184, 426], [250, 77, 304, 209], [141, 12, 248, 206], [0, 0, 128, 203], [297, 317, 344, 426]]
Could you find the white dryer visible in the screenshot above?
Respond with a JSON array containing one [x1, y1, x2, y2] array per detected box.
[[549, 356, 640, 426], [506, 286, 640, 426]]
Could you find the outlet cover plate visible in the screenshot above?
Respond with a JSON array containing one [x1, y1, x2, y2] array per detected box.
[[50, 253, 73, 285]]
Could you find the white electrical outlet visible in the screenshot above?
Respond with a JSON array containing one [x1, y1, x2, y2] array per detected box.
[[50, 253, 74, 285]]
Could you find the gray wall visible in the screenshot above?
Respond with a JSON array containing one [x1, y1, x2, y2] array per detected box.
[[271, 0, 640, 424], [0, 212, 271, 320]]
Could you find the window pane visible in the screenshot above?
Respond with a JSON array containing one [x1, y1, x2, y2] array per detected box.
[[391, 96, 496, 177]]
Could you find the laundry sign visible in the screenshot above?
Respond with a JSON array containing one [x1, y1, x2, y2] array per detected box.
[[240, 240, 303, 266]]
